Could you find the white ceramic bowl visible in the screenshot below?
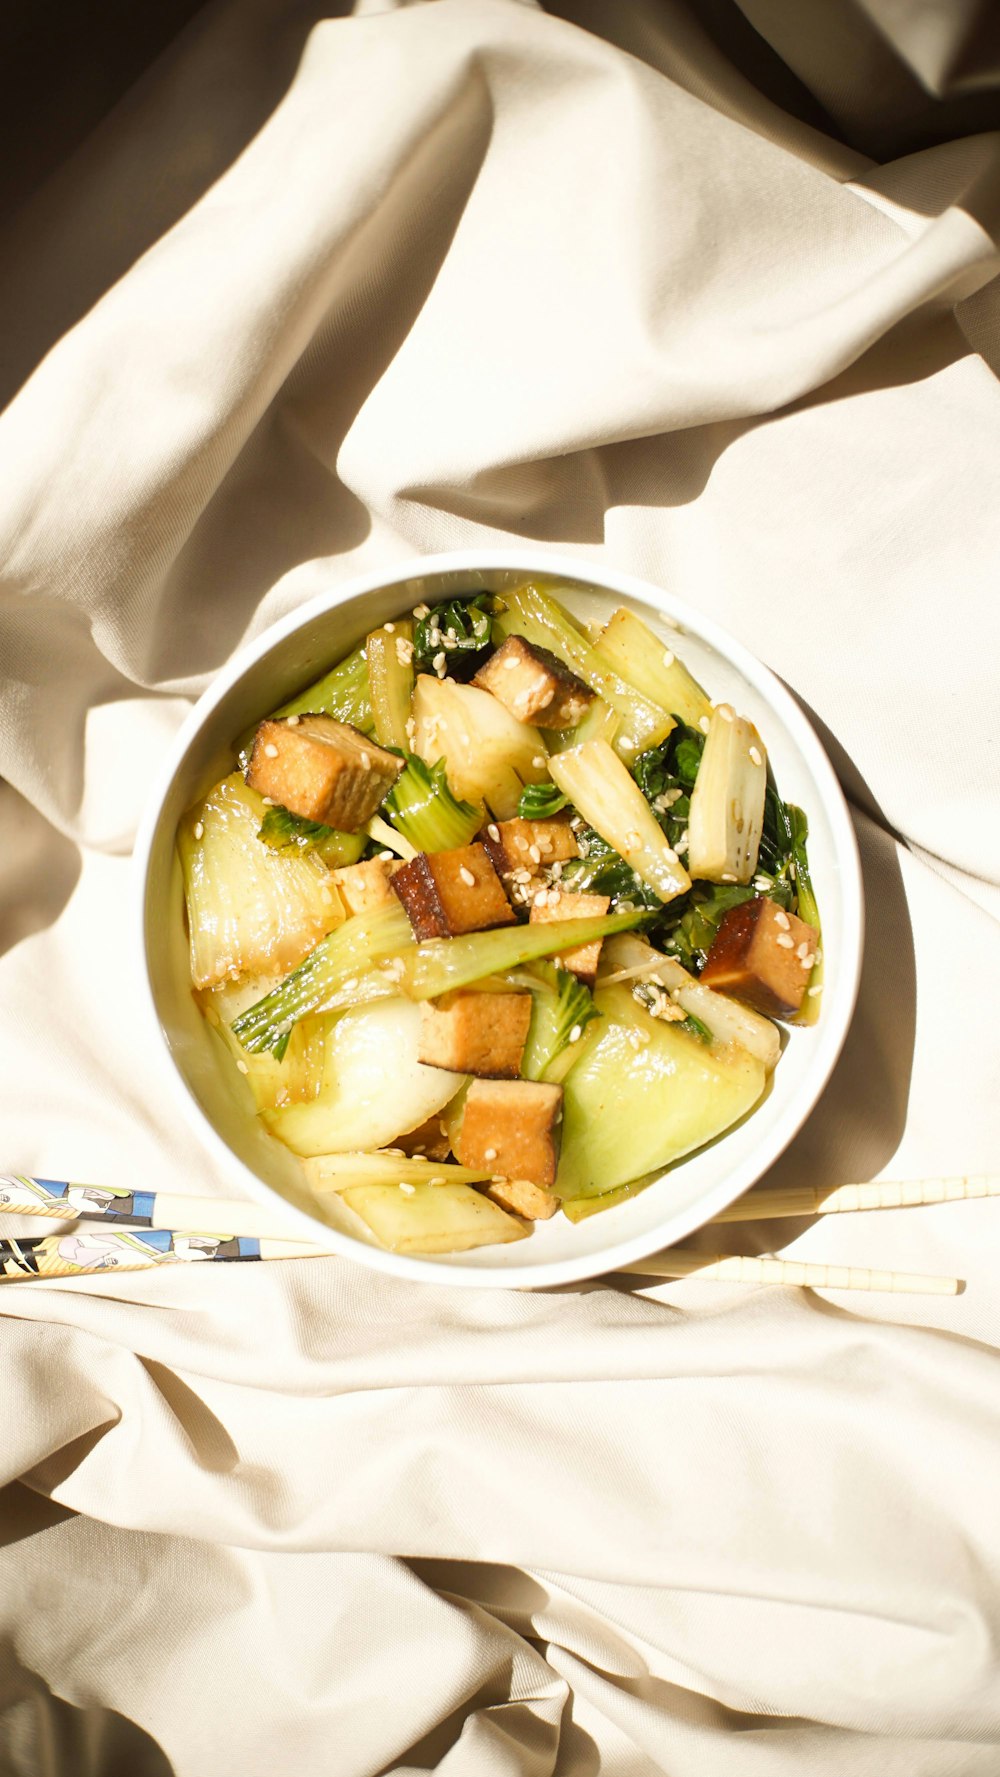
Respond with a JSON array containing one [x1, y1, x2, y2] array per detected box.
[[136, 549, 863, 1289]]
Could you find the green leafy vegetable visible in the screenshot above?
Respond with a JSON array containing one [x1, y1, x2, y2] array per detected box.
[[654, 882, 756, 972], [257, 805, 367, 869], [413, 594, 501, 678], [520, 960, 601, 1083], [273, 642, 373, 730], [561, 825, 662, 910], [678, 1010, 713, 1045], [231, 901, 414, 1054], [383, 755, 482, 853], [517, 782, 569, 820]]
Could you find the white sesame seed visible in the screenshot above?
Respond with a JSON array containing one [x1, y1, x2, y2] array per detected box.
[[264, 743, 279, 758], [378, 851, 394, 862], [721, 872, 737, 883], [286, 714, 300, 727], [800, 953, 816, 970], [236, 1058, 249, 1074], [717, 703, 734, 722], [795, 940, 809, 958], [193, 821, 204, 840], [568, 1024, 582, 1043], [534, 888, 549, 906], [412, 603, 430, 619], [628, 1031, 641, 1051], [384, 621, 395, 633], [662, 650, 675, 668], [459, 866, 476, 887], [429, 1176, 445, 1186], [261, 796, 276, 807], [776, 933, 795, 949], [399, 1181, 416, 1195], [512, 868, 532, 884], [360, 750, 371, 769], [503, 654, 518, 670], [814, 948, 823, 964], [395, 637, 414, 666], [775, 910, 790, 930], [808, 983, 824, 997], [532, 755, 547, 769], [528, 844, 542, 864], [341, 978, 359, 992], [487, 823, 500, 842], [484, 1147, 498, 1161], [749, 745, 762, 767], [663, 847, 679, 864], [551, 861, 563, 879], [619, 738, 635, 753], [433, 652, 447, 675], [698, 715, 711, 734]]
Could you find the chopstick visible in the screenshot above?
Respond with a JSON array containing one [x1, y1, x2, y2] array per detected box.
[[712, 1175, 1000, 1222], [617, 1252, 960, 1295], [0, 1173, 973, 1295]]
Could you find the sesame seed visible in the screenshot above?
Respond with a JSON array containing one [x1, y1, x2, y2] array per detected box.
[[399, 1181, 416, 1195], [699, 716, 711, 734], [512, 868, 532, 884], [534, 888, 549, 906], [384, 621, 395, 633], [433, 652, 447, 675], [412, 603, 430, 619], [749, 745, 762, 767], [663, 847, 678, 864], [620, 738, 635, 753], [236, 1059, 249, 1074], [360, 750, 371, 769], [568, 1024, 582, 1043], [815, 948, 823, 964], [264, 743, 279, 758], [261, 796, 276, 807], [662, 650, 675, 668], [551, 861, 563, 879], [628, 1031, 641, 1051], [717, 704, 734, 722], [795, 940, 809, 958], [800, 953, 816, 970], [503, 654, 518, 670], [429, 1176, 445, 1186], [378, 851, 394, 862], [459, 866, 475, 887], [776, 933, 795, 949], [528, 844, 542, 864], [341, 978, 359, 992], [721, 872, 737, 883], [193, 821, 205, 840], [286, 714, 300, 727], [808, 984, 824, 997], [775, 910, 790, 930], [395, 638, 414, 666], [487, 823, 500, 841], [532, 755, 547, 769], [484, 1147, 498, 1161]]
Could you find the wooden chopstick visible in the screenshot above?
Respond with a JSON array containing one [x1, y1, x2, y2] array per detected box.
[[618, 1252, 961, 1295], [712, 1175, 999, 1223]]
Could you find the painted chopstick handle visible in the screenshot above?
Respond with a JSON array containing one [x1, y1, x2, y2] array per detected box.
[[0, 1228, 334, 1281], [618, 1251, 961, 1295], [713, 1175, 1000, 1223], [0, 1176, 312, 1241]]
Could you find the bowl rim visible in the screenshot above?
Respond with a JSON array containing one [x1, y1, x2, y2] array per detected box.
[[134, 547, 864, 1289]]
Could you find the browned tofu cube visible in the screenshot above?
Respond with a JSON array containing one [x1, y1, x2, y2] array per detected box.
[[394, 1114, 452, 1162], [455, 1079, 563, 1188], [529, 888, 611, 985], [700, 897, 819, 1019], [246, 716, 402, 830], [473, 636, 594, 729], [418, 990, 532, 1077], [480, 816, 579, 878], [329, 856, 400, 917], [391, 843, 517, 940], [484, 1176, 559, 1220]]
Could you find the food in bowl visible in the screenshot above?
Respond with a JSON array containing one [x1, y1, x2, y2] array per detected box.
[[177, 580, 823, 1255]]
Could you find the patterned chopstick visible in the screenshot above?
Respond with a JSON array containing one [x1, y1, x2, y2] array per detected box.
[[0, 1227, 333, 1281], [0, 1174, 310, 1240]]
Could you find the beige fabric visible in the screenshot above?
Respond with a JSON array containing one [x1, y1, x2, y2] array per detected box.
[[2, 1, 999, 1770]]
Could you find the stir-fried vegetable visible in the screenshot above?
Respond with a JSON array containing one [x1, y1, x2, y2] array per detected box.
[[338, 1181, 526, 1253], [592, 606, 713, 730], [519, 961, 601, 1084], [257, 805, 367, 869], [304, 1152, 494, 1191], [548, 740, 691, 904], [411, 675, 548, 818], [231, 900, 414, 1053], [383, 755, 482, 853], [687, 709, 767, 884], [517, 782, 568, 820], [273, 641, 374, 732], [367, 620, 414, 750], [397, 907, 647, 1000], [600, 933, 781, 1071], [413, 593, 499, 678]]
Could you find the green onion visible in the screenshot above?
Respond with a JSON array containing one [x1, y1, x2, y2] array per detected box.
[[398, 908, 647, 1001]]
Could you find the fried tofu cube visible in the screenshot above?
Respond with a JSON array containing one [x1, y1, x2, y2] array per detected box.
[[329, 856, 400, 916], [418, 990, 532, 1078], [480, 816, 579, 878], [391, 843, 517, 940], [529, 888, 611, 985], [484, 1176, 559, 1220], [700, 897, 819, 1019], [394, 1114, 452, 1162], [455, 1079, 563, 1188], [246, 716, 402, 831], [473, 636, 594, 729]]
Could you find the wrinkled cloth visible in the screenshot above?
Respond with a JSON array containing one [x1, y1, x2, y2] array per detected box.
[[2, 2, 1000, 1772]]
